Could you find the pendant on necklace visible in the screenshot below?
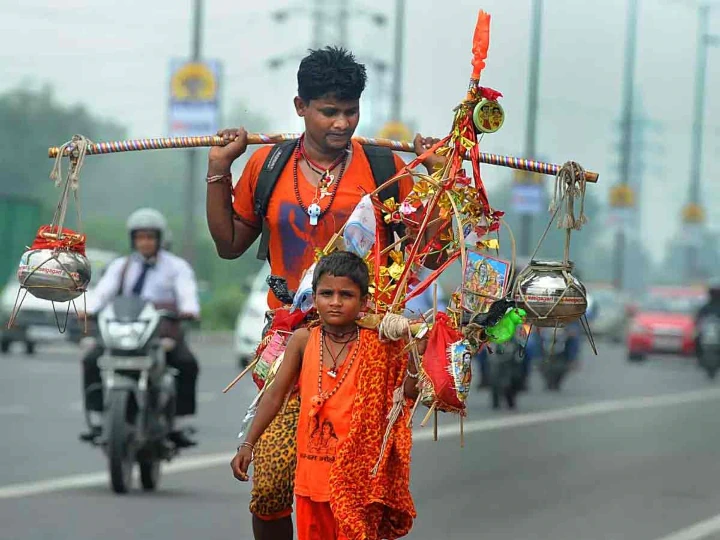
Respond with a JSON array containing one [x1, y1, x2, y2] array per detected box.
[[319, 172, 334, 199], [327, 369, 337, 378], [307, 202, 321, 226]]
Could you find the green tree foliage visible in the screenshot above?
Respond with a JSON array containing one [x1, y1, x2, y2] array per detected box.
[[0, 84, 125, 205], [0, 85, 271, 328]]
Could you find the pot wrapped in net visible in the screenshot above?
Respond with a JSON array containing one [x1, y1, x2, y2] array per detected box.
[[17, 225, 91, 303]]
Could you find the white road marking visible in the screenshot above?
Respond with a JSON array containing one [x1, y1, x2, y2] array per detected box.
[[413, 387, 720, 441], [0, 405, 30, 416], [653, 514, 720, 540], [0, 454, 231, 500], [2, 387, 720, 500]]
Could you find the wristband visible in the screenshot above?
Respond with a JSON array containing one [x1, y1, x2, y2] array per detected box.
[[206, 173, 232, 184]]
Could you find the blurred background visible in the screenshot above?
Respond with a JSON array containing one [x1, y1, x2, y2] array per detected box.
[[2, 0, 720, 331], [3, 1, 720, 539]]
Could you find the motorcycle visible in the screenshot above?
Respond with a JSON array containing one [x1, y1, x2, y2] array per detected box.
[[485, 338, 525, 409], [696, 314, 720, 380], [534, 324, 578, 391], [83, 296, 182, 494]]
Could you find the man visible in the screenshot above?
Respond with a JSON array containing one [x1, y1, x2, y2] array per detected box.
[[695, 279, 720, 360], [79, 207, 201, 449], [205, 46, 443, 540]]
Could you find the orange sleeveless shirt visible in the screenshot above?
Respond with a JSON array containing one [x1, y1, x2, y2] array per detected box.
[[294, 326, 363, 502]]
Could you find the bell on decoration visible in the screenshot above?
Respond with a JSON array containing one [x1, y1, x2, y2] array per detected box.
[[512, 260, 587, 327]]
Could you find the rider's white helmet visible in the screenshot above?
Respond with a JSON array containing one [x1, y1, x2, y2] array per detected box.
[[126, 208, 168, 246]]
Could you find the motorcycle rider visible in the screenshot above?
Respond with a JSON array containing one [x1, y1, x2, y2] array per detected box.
[[694, 278, 720, 357], [78, 208, 201, 448]]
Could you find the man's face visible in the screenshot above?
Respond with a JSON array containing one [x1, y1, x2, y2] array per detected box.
[[295, 94, 360, 152], [133, 229, 159, 258]]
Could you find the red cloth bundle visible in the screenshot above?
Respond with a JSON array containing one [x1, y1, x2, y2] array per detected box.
[[420, 312, 466, 412], [30, 225, 86, 256]]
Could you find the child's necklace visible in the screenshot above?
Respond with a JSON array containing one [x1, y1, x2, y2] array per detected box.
[[309, 326, 361, 418], [323, 332, 356, 378]]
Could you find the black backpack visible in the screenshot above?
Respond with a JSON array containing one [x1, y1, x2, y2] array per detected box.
[[253, 139, 403, 261]]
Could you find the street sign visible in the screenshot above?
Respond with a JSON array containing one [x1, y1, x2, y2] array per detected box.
[[168, 60, 221, 137]]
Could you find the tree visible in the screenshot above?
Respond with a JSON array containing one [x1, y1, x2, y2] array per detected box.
[[0, 84, 125, 206], [0, 87, 273, 328]]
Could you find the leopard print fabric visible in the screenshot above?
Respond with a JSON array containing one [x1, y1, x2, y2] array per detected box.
[[329, 330, 416, 540], [249, 394, 300, 518]]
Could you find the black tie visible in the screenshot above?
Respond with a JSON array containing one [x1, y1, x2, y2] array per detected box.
[[131, 262, 152, 296]]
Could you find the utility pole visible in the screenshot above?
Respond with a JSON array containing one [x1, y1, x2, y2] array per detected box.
[[518, 0, 543, 258], [682, 3, 719, 280], [610, 0, 639, 291], [182, 0, 203, 264], [338, 0, 349, 48], [269, 1, 389, 132], [391, 0, 405, 121], [622, 102, 664, 292], [311, 0, 324, 48]]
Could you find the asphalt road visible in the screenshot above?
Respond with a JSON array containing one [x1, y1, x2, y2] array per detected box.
[[3, 336, 720, 540]]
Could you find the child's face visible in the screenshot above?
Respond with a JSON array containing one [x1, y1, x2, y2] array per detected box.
[[313, 273, 366, 328]]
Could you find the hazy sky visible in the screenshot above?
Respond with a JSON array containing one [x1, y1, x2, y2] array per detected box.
[[2, 0, 719, 258]]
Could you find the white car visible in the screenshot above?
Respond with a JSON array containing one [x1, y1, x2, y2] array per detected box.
[[0, 248, 119, 354], [234, 262, 271, 368]]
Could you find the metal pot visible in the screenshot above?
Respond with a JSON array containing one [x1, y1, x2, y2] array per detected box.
[[17, 248, 91, 302], [512, 260, 587, 327]]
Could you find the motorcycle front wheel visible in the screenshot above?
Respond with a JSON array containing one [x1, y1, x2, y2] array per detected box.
[[107, 390, 137, 494]]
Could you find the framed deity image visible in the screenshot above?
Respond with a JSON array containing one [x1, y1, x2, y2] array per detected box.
[[461, 250, 510, 314]]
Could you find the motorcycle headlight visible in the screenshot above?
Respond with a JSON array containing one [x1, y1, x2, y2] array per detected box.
[[106, 321, 149, 349]]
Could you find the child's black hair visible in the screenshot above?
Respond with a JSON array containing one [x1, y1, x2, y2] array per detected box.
[[297, 46, 367, 103], [312, 251, 369, 296]]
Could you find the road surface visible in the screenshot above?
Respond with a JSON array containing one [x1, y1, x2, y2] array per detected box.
[[2, 337, 720, 540]]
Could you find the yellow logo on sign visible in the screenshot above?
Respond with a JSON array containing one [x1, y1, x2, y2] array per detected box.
[[609, 184, 635, 208], [682, 202, 705, 224], [171, 62, 217, 101], [377, 121, 413, 142]]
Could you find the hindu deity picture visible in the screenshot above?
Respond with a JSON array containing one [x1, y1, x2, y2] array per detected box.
[[462, 251, 510, 314]]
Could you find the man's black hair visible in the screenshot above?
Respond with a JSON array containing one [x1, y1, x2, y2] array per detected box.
[[297, 46, 367, 103], [312, 251, 369, 296]]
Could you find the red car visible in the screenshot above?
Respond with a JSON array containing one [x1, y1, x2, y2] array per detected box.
[[626, 287, 707, 362]]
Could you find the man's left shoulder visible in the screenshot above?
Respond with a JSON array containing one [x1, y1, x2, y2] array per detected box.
[[160, 251, 193, 271]]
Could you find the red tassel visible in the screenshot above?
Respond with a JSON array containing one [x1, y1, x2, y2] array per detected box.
[[470, 11, 491, 80]]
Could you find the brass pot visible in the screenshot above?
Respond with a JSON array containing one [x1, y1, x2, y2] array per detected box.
[[512, 260, 587, 327], [17, 248, 91, 302]]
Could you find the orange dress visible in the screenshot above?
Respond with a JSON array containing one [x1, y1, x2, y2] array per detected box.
[[295, 326, 416, 540], [295, 326, 361, 502]]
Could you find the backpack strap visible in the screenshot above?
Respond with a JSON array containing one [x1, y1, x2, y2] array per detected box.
[[363, 145, 405, 249], [254, 139, 298, 261]]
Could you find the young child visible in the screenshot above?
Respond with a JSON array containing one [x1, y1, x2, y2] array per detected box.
[[232, 251, 417, 540]]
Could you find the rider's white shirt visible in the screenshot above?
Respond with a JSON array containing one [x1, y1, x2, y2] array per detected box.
[[86, 249, 200, 317]]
